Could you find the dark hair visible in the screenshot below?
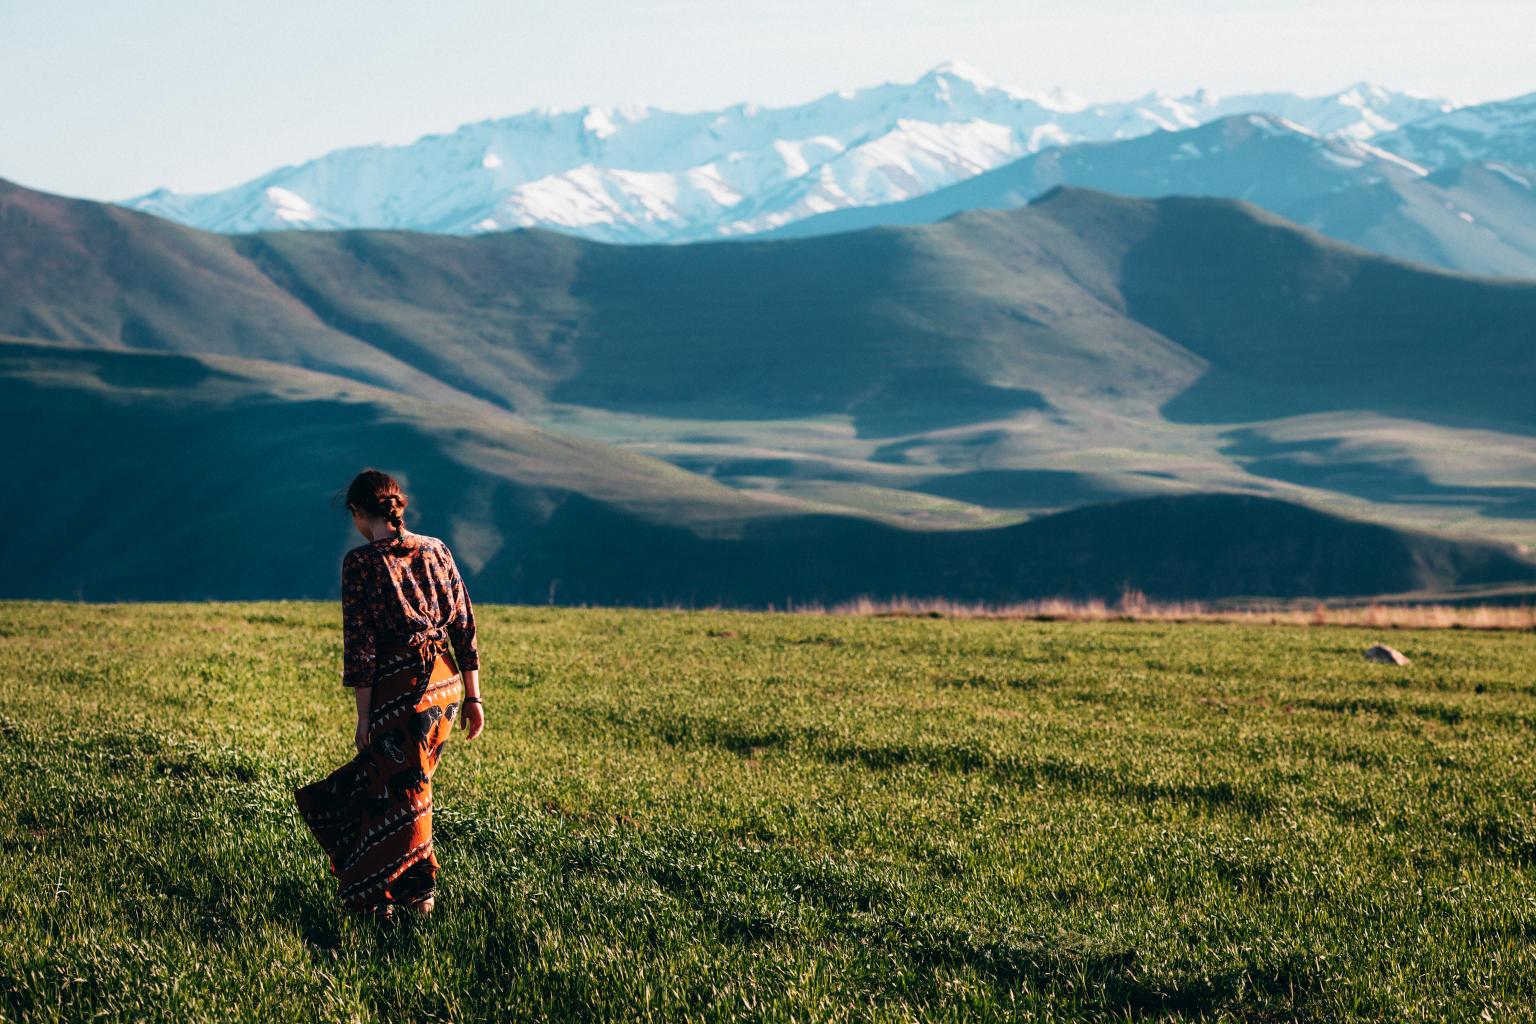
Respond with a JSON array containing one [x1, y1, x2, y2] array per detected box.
[[344, 468, 418, 552]]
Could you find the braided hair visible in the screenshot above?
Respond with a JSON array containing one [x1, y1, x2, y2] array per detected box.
[[345, 468, 419, 553]]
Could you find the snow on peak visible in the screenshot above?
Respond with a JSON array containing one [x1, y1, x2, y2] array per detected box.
[[1242, 113, 1318, 139], [580, 106, 623, 139], [1276, 115, 1318, 138], [117, 69, 1461, 243], [264, 186, 321, 223], [1352, 140, 1430, 176], [1486, 162, 1533, 189], [1339, 81, 1388, 107], [923, 60, 997, 89], [914, 61, 1083, 111]]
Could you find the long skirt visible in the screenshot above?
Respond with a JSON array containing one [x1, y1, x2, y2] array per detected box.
[[294, 639, 464, 912]]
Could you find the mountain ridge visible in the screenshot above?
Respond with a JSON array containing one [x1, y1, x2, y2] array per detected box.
[[770, 113, 1536, 278], [114, 65, 1454, 244], [5, 177, 1533, 599], [10, 176, 1533, 439]]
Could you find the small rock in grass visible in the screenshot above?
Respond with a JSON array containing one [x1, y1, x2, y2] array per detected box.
[[1364, 644, 1410, 666]]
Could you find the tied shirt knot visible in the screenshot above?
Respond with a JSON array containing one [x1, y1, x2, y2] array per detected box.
[[399, 625, 452, 680], [404, 623, 450, 649]]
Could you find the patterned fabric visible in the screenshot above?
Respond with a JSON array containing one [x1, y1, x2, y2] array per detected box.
[[340, 531, 478, 688], [294, 636, 464, 912]]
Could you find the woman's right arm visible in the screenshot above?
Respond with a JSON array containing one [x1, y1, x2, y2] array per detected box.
[[458, 666, 484, 740]]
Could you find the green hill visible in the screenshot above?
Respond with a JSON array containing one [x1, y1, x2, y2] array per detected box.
[[0, 338, 767, 600], [223, 185, 1536, 436], [2, 178, 1533, 600], [9, 176, 1531, 434], [4, 338, 1530, 603]]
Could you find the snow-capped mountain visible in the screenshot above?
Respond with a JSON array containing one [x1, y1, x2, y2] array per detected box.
[[770, 112, 1436, 237], [768, 112, 1536, 278], [121, 62, 1455, 244], [1377, 90, 1536, 171]]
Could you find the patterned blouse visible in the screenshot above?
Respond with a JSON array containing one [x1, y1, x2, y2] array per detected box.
[[340, 531, 479, 687]]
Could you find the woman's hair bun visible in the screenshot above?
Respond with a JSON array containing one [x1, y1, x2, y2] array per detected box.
[[345, 469, 415, 543]]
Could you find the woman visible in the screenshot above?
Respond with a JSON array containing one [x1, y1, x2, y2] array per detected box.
[[294, 468, 486, 923]]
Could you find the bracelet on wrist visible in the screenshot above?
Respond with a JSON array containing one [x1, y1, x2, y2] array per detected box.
[[464, 697, 481, 704]]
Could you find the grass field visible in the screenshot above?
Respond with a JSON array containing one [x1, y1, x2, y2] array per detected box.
[[3, 601, 1536, 1022]]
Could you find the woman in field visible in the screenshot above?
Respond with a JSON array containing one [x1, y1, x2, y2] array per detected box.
[[294, 468, 485, 922]]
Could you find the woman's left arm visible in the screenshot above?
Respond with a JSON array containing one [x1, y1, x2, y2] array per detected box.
[[441, 545, 484, 740], [442, 547, 479, 678]]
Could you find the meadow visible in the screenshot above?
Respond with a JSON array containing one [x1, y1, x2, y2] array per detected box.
[[2, 600, 1535, 1022]]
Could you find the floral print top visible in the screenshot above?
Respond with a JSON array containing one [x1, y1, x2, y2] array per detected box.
[[341, 531, 479, 687]]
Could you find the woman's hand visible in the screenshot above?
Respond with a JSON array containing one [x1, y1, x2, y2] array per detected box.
[[355, 716, 371, 756], [460, 701, 485, 741]]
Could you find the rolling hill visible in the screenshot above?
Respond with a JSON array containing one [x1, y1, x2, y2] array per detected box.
[[0, 337, 770, 597], [4, 337, 1530, 604], [8, 177, 1533, 432], [2, 178, 1533, 601]]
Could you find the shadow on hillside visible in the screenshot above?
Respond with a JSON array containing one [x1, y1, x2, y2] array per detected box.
[[1223, 429, 1536, 519]]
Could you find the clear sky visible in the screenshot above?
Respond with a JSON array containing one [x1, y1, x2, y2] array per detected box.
[[5, 0, 1533, 201]]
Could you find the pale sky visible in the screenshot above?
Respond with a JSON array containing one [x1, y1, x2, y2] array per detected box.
[[4, 0, 1534, 201]]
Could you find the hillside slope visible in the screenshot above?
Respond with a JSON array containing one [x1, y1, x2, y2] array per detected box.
[[0, 179, 487, 408], [4, 338, 1532, 603], [5, 179, 1533, 592], [8, 178, 1532, 435], [0, 338, 771, 599]]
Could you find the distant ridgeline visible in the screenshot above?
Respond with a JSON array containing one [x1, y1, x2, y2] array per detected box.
[[1, 177, 1532, 603], [767, 110, 1536, 280], [110, 68, 1536, 280]]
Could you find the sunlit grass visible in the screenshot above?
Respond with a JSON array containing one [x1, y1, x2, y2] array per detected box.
[[3, 600, 1535, 1021], [815, 593, 1536, 630]]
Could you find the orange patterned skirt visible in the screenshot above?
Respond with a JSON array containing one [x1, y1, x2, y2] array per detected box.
[[294, 636, 464, 912]]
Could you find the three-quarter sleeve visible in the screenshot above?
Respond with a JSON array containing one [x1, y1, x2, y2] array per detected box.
[[442, 546, 479, 675], [340, 548, 377, 687]]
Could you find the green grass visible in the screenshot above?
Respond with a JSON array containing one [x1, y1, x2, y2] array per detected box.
[[3, 601, 1536, 1022]]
